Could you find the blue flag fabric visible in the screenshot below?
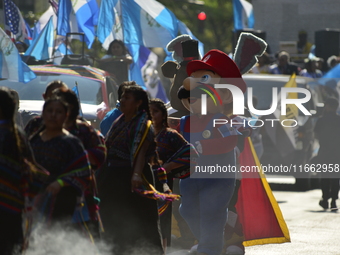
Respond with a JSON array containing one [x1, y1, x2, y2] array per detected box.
[[57, 0, 99, 48], [322, 63, 340, 79], [127, 44, 169, 103], [97, 0, 178, 50], [72, 85, 83, 116], [24, 17, 54, 61], [24, 20, 33, 46], [233, 0, 255, 31], [0, 28, 36, 83]]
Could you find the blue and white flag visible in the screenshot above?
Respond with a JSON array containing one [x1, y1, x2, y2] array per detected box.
[[139, 45, 169, 103], [34, 6, 58, 36], [128, 44, 169, 103], [4, 0, 29, 42], [72, 85, 83, 116], [25, 17, 54, 61], [233, 0, 254, 31], [97, 0, 178, 50], [53, 40, 73, 65], [0, 28, 36, 83], [57, 0, 99, 48]]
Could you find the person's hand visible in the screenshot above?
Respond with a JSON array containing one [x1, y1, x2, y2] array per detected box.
[[46, 181, 62, 196], [131, 173, 143, 192]]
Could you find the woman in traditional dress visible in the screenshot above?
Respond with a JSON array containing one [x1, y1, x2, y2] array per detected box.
[[149, 98, 198, 252], [97, 84, 164, 255], [54, 88, 107, 236], [29, 96, 91, 224], [0, 87, 47, 255]]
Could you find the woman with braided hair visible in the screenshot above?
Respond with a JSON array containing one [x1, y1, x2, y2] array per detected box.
[[97, 84, 164, 255], [0, 87, 47, 255]]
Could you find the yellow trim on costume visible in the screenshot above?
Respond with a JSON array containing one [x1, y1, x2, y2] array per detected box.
[[243, 137, 291, 246], [199, 88, 217, 106], [134, 120, 152, 158]]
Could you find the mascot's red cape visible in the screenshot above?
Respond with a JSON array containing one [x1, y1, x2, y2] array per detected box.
[[162, 33, 290, 249]]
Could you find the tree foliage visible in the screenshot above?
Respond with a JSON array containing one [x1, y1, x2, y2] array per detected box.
[[157, 0, 234, 54]]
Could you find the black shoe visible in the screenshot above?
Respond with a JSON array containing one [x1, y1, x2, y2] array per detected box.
[[330, 200, 338, 212], [319, 199, 329, 210]]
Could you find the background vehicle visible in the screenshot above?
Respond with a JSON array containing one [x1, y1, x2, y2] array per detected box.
[[243, 74, 324, 190], [0, 65, 119, 129]]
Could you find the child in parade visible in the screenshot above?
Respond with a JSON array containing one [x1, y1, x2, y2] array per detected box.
[[149, 98, 198, 252]]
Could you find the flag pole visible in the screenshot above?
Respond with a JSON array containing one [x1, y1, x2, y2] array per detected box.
[[74, 81, 83, 117]]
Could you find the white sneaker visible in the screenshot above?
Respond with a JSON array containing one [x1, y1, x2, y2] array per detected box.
[[188, 244, 198, 254]]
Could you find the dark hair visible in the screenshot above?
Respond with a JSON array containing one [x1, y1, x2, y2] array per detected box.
[[0, 87, 16, 122], [42, 96, 69, 114], [149, 98, 169, 127], [122, 84, 151, 120], [45, 80, 68, 97], [118, 81, 136, 100], [0, 87, 22, 160], [107, 39, 129, 56], [53, 88, 80, 120]]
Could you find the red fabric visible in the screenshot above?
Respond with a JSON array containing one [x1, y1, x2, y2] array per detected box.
[[186, 49, 246, 92], [236, 139, 285, 241]]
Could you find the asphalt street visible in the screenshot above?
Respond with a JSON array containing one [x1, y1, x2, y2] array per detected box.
[[168, 177, 340, 255]]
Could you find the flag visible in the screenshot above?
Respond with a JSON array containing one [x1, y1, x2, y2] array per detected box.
[[53, 39, 73, 65], [97, 0, 178, 50], [264, 74, 299, 158], [72, 85, 83, 116], [57, 0, 99, 48], [24, 17, 54, 61], [0, 28, 36, 83], [34, 6, 58, 36], [322, 63, 340, 79], [49, 0, 59, 14], [4, 0, 29, 42], [236, 137, 290, 245], [233, 0, 255, 31], [24, 20, 33, 46], [139, 45, 169, 103]]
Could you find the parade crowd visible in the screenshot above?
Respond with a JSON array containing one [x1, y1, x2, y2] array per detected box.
[[1, 31, 340, 255], [0, 79, 198, 255]]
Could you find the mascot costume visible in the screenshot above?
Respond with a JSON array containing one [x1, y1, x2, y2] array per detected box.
[[162, 33, 290, 255]]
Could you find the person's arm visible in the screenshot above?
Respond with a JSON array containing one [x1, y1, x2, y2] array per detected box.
[[162, 161, 184, 173], [98, 54, 132, 64], [131, 140, 150, 191]]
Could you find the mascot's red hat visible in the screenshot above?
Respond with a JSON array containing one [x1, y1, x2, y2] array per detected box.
[[187, 49, 247, 93]]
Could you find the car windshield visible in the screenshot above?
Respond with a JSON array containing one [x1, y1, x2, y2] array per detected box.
[[0, 72, 103, 105]]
